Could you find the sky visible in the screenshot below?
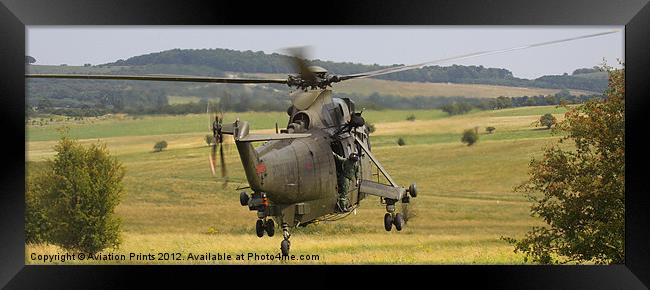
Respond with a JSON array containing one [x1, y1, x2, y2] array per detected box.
[[26, 26, 623, 79]]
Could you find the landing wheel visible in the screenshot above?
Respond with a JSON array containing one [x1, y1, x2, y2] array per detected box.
[[280, 222, 291, 257], [281, 239, 291, 257], [240, 191, 249, 206], [384, 213, 393, 231], [408, 183, 417, 198], [265, 219, 275, 237], [394, 213, 405, 231], [255, 219, 264, 237]]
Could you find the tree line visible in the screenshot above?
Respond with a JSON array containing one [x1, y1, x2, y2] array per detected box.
[[101, 48, 608, 92], [28, 85, 602, 118]]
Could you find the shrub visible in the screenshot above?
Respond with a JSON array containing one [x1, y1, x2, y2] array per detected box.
[[539, 113, 557, 129], [26, 135, 125, 253], [397, 137, 406, 146], [486, 126, 496, 134], [406, 114, 416, 121], [153, 140, 168, 152], [461, 129, 479, 146]]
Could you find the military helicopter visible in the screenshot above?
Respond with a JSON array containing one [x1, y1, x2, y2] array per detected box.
[[26, 30, 618, 256]]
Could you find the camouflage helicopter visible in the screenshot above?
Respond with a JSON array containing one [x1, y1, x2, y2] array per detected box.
[[26, 30, 617, 256]]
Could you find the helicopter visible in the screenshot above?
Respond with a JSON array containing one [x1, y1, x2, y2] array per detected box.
[[25, 30, 618, 257]]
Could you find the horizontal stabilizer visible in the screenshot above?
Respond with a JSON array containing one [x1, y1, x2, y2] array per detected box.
[[238, 133, 311, 142]]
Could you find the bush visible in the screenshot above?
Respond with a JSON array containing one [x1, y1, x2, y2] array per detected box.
[[153, 140, 168, 152], [406, 114, 416, 121], [486, 126, 496, 134], [26, 135, 125, 253], [539, 113, 557, 129], [461, 129, 479, 146], [397, 137, 406, 146]]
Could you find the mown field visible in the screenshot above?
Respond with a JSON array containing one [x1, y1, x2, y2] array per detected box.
[[25, 106, 571, 264]]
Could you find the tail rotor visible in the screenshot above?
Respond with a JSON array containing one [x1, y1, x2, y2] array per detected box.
[[207, 101, 229, 188]]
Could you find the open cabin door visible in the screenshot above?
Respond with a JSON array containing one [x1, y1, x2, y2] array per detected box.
[[353, 136, 406, 201]]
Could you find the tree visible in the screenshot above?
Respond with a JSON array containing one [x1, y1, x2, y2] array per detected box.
[[539, 113, 557, 129], [486, 126, 496, 134], [461, 129, 479, 146], [26, 134, 125, 253], [505, 66, 624, 264], [153, 140, 168, 152], [441, 102, 473, 115], [495, 96, 512, 109]]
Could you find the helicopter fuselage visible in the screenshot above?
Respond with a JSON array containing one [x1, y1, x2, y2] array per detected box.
[[233, 89, 374, 226]]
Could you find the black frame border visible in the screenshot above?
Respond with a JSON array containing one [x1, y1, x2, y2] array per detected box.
[[1, 0, 649, 288]]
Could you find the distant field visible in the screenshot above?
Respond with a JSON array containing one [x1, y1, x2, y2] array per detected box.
[[333, 78, 595, 98], [167, 95, 202, 104], [246, 72, 596, 98], [26, 109, 452, 142], [26, 106, 570, 264]]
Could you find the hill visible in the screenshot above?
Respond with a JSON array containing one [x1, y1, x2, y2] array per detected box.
[[26, 47, 607, 116], [101, 48, 607, 92]]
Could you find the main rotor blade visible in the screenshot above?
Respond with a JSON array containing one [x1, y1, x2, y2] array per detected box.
[[26, 73, 288, 84], [339, 30, 620, 81]]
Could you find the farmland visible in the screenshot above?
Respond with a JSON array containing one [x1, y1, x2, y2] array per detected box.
[[25, 106, 570, 264]]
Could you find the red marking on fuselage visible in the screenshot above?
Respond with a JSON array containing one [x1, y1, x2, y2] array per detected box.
[[256, 163, 267, 174]]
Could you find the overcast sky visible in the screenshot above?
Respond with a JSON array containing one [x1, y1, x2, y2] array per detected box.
[[26, 26, 623, 79]]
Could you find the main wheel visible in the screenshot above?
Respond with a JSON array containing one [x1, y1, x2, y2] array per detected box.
[[240, 191, 250, 206], [265, 219, 275, 237], [384, 213, 393, 231], [281, 239, 290, 257], [255, 219, 265, 237], [408, 183, 417, 198], [394, 213, 405, 231]]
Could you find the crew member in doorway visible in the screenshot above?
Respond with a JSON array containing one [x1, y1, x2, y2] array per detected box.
[[333, 151, 359, 212]]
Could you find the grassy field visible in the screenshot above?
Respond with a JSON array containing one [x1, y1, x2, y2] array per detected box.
[[25, 106, 570, 264]]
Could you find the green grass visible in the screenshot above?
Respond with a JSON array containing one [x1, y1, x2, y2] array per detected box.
[[25, 105, 568, 264], [26, 109, 450, 142], [476, 106, 570, 117]]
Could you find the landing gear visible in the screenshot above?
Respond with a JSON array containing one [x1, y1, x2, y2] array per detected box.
[[407, 183, 417, 198], [384, 213, 393, 231], [255, 219, 265, 237], [394, 213, 404, 231], [255, 218, 276, 237], [240, 191, 250, 206], [280, 223, 291, 257], [383, 198, 405, 231], [265, 219, 275, 237]]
